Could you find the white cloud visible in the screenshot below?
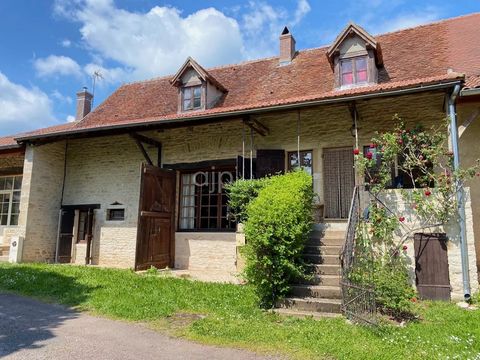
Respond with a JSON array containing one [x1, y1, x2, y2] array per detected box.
[[51, 89, 73, 104], [66, 115, 76, 122], [61, 39, 72, 47], [83, 63, 130, 85], [34, 55, 82, 78], [53, 0, 310, 80], [0, 72, 55, 135]]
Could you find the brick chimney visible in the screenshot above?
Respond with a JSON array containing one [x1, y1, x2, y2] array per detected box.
[[76, 87, 93, 121], [279, 26, 296, 64]]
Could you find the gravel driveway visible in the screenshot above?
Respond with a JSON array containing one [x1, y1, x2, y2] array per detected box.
[[0, 293, 277, 360]]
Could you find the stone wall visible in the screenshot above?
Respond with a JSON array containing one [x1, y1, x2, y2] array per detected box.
[[458, 101, 480, 278], [175, 232, 237, 273], [62, 135, 146, 268], [20, 142, 66, 262], [377, 188, 479, 300]]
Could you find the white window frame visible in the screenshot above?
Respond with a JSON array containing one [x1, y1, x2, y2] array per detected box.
[[0, 175, 22, 227]]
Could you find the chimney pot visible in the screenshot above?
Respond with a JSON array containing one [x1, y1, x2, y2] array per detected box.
[[76, 87, 93, 121], [279, 26, 296, 64]]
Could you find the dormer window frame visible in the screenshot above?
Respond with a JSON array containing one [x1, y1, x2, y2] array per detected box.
[[340, 55, 369, 88], [182, 84, 203, 112]]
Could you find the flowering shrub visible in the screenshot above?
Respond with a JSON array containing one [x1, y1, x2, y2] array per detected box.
[[351, 116, 479, 318]]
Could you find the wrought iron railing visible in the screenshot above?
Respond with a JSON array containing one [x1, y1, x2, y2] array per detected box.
[[340, 185, 377, 325]]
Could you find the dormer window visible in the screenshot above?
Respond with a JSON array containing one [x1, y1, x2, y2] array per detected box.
[[341, 56, 368, 86], [171, 57, 227, 113], [182, 85, 202, 111], [327, 23, 383, 89]]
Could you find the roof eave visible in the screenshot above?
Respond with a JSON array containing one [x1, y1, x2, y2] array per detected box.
[[16, 79, 462, 143]]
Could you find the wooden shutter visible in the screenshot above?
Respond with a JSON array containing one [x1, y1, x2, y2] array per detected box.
[[256, 149, 285, 178], [414, 233, 451, 301]]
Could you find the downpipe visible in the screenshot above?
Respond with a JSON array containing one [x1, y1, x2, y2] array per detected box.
[[449, 84, 471, 301]]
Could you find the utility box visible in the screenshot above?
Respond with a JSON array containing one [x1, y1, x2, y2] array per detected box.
[[9, 236, 23, 263]]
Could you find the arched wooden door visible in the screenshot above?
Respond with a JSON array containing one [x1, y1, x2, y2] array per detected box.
[[135, 164, 176, 271]]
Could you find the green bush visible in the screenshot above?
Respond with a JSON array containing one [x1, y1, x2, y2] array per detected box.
[[226, 178, 270, 223], [372, 261, 417, 319], [242, 171, 315, 308]]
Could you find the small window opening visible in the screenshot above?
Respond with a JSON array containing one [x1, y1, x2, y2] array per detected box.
[[107, 208, 125, 221]]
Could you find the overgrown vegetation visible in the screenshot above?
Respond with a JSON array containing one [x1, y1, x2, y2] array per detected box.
[[352, 117, 479, 318], [225, 177, 270, 223], [229, 171, 315, 308], [1, 263, 480, 360]]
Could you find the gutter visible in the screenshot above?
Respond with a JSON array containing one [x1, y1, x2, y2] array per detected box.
[[16, 79, 462, 143], [460, 87, 480, 97], [448, 84, 471, 301]]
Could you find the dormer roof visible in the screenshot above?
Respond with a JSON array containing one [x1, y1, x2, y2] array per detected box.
[[327, 22, 383, 66], [170, 56, 227, 92]]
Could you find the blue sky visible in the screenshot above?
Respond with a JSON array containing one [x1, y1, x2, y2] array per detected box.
[[0, 0, 479, 136]]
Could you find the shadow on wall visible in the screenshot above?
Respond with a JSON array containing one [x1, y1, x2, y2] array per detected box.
[[0, 266, 96, 357]]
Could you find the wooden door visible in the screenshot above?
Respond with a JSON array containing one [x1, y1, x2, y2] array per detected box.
[[256, 149, 285, 178], [57, 209, 75, 263], [135, 163, 176, 271], [323, 147, 355, 219], [414, 233, 451, 300]]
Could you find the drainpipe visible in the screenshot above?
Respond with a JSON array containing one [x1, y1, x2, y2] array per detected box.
[[448, 84, 471, 301]]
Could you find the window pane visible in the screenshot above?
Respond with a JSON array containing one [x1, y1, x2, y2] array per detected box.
[[4, 178, 13, 190], [342, 73, 353, 85], [9, 215, 18, 226], [0, 178, 5, 190], [0, 215, 7, 225], [183, 98, 192, 110], [14, 177, 22, 190], [183, 88, 192, 100], [357, 70, 367, 82], [341, 59, 353, 74], [193, 97, 201, 108], [193, 86, 201, 97], [356, 57, 367, 71]]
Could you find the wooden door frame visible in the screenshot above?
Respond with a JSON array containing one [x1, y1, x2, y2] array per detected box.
[[322, 146, 355, 219], [134, 163, 176, 271]]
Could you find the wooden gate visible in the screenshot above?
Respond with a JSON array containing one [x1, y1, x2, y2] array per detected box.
[[414, 233, 451, 300], [323, 147, 355, 219], [135, 163, 176, 271], [57, 209, 75, 263]]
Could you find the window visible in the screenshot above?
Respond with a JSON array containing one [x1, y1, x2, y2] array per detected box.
[[288, 150, 313, 175], [340, 56, 368, 86], [182, 85, 202, 111], [179, 167, 235, 231], [0, 176, 22, 226], [107, 208, 125, 221]]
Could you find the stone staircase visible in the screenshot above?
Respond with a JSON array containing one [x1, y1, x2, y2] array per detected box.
[[0, 244, 9, 262], [276, 222, 346, 319]]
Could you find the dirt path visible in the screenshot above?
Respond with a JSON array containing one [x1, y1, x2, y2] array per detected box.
[[0, 293, 278, 360]]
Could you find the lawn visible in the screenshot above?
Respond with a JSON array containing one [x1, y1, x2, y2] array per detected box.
[[0, 263, 478, 359]]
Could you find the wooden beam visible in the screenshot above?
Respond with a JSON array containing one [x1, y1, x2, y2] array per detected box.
[[243, 117, 269, 136], [130, 134, 153, 165], [130, 132, 162, 148]]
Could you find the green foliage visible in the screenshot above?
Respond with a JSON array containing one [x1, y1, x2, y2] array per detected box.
[[351, 116, 480, 319], [242, 171, 315, 308], [2, 263, 480, 359], [226, 178, 270, 223]]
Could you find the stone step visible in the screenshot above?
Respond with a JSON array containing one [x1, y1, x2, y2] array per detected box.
[[279, 297, 342, 313], [291, 285, 341, 299], [313, 222, 348, 232], [307, 236, 344, 247], [298, 274, 341, 286], [310, 264, 341, 275], [304, 245, 342, 256], [304, 254, 340, 265], [273, 308, 341, 319]]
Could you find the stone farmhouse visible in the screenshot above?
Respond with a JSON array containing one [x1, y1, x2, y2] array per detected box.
[[0, 14, 479, 307]]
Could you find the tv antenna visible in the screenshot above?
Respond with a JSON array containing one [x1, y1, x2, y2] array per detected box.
[[91, 70, 104, 107]]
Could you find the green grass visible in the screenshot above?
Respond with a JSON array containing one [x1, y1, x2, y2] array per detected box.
[[0, 263, 479, 359]]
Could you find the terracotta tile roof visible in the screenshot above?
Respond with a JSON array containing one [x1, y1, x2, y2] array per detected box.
[[17, 12, 480, 141], [0, 135, 23, 151], [465, 75, 480, 89]]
